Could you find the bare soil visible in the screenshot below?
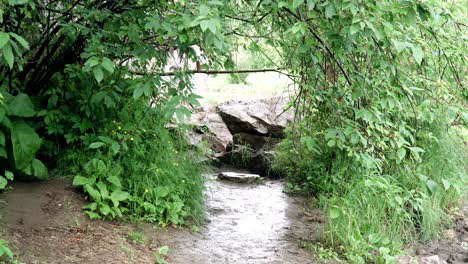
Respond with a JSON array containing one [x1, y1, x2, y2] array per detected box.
[[0, 178, 155, 264], [411, 204, 468, 263]]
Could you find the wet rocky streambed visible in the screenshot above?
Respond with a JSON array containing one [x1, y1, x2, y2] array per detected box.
[[0, 174, 322, 264], [0, 174, 466, 263]]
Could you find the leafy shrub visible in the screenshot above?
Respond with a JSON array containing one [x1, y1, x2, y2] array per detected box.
[[0, 0, 227, 225], [58, 72, 206, 224], [0, 91, 48, 189], [269, 0, 467, 261]]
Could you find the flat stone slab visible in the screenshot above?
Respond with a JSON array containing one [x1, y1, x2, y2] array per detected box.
[[217, 172, 260, 183]]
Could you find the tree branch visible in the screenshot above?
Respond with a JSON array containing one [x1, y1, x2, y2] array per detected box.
[[131, 68, 287, 76]]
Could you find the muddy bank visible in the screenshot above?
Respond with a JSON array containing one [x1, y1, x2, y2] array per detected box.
[[409, 204, 468, 264], [0, 178, 155, 264]]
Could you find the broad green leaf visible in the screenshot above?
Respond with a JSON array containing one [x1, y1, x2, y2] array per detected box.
[[7, 93, 35, 117], [107, 175, 121, 188], [84, 211, 101, 220], [10, 119, 42, 169], [403, 7, 417, 25], [98, 136, 114, 144], [307, 0, 316, 10], [73, 175, 96, 186], [397, 148, 406, 160], [199, 4, 210, 16], [292, 0, 304, 10], [99, 203, 111, 215], [133, 85, 145, 99], [350, 133, 360, 145], [329, 207, 341, 219], [349, 24, 361, 35], [95, 181, 109, 199], [154, 186, 170, 197], [8, 0, 29, 5], [325, 4, 336, 19], [89, 142, 106, 149], [0, 32, 9, 48], [2, 43, 14, 69], [4, 171, 13, 180], [85, 184, 102, 201], [22, 159, 48, 180], [111, 142, 120, 155], [411, 46, 424, 65], [93, 66, 104, 83], [110, 190, 130, 201], [426, 180, 437, 194], [100, 58, 114, 73], [0, 176, 7, 189], [200, 19, 217, 34], [159, 246, 169, 255], [9, 33, 29, 49], [441, 179, 450, 191]]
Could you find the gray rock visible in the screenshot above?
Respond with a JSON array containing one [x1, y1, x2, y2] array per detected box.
[[232, 133, 280, 151], [419, 255, 447, 264], [190, 106, 233, 152], [217, 97, 293, 138], [217, 172, 260, 183]]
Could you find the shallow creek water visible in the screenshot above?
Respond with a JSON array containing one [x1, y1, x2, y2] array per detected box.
[[0, 176, 322, 263], [153, 175, 322, 264]]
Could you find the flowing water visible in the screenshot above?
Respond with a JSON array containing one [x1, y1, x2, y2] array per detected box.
[[153, 175, 323, 264], [0, 176, 323, 263]]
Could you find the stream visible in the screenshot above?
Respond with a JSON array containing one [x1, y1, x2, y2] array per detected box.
[[0, 175, 323, 263], [153, 175, 323, 264]]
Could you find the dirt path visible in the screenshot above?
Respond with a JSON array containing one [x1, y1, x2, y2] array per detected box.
[[0, 176, 322, 263]]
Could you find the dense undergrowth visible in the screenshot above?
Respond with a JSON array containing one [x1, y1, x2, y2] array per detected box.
[[276, 112, 467, 262], [0, 1, 222, 227]]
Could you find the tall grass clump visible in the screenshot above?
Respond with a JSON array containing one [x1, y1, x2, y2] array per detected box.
[[275, 114, 467, 262]]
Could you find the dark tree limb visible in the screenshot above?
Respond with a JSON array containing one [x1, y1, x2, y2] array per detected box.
[[131, 68, 288, 76]]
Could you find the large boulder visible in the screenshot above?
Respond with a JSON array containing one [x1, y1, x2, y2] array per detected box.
[[217, 97, 293, 138], [187, 97, 292, 178], [189, 106, 233, 153]]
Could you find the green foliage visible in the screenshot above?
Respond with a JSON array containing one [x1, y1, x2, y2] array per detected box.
[[0, 0, 225, 223], [0, 240, 13, 261], [154, 246, 169, 264], [127, 231, 145, 245], [266, 0, 467, 261], [300, 241, 341, 261], [0, 91, 48, 188], [0, 1, 466, 262]]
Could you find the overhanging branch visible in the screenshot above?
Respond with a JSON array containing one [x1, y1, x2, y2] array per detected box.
[[131, 68, 288, 76]]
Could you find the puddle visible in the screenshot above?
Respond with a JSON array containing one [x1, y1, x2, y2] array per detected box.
[[153, 176, 323, 264]]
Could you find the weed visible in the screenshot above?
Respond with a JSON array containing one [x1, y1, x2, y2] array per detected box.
[[154, 246, 169, 264], [127, 231, 145, 245], [0, 240, 13, 261], [300, 240, 341, 261]]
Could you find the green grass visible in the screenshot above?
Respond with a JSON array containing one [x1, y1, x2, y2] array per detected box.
[[276, 121, 467, 262], [321, 126, 467, 262]]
